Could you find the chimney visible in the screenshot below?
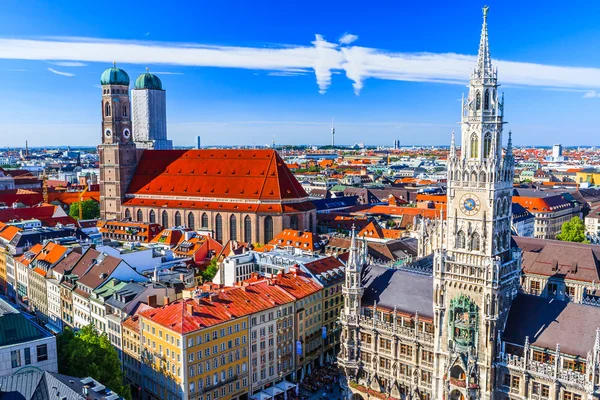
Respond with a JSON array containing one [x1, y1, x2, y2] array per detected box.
[[179, 273, 186, 282], [147, 295, 157, 308], [209, 293, 219, 302], [164, 297, 170, 305], [186, 303, 194, 316]]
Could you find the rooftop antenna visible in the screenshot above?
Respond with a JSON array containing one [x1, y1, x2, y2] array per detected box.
[[331, 117, 335, 148]]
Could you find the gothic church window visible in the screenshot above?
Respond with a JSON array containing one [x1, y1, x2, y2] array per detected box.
[[290, 215, 298, 230], [215, 214, 223, 242], [470, 134, 479, 158], [201, 213, 209, 228], [475, 91, 481, 110], [105, 102, 111, 117], [161, 211, 168, 228], [484, 89, 490, 110], [483, 133, 492, 158], [264, 216, 274, 243], [136, 209, 143, 222], [457, 231, 466, 248], [125, 209, 131, 220], [244, 216, 252, 243], [188, 213, 195, 230], [175, 211, 182, 227], [149, 210, 156, 224], [230, 215, 237, 241], [123, 106, 127, 117], [471, 232, 480, 251]]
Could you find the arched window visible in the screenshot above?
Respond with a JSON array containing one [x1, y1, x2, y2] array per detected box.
[[264, 216, 274, 243], [475, 91, 481, 110], [215, 214, 223, 242], [479, 171, 486, 183], [161, 211, 168, 228], [470, 134, 479, 158], [483, 133, 492, 158], [457, 231, 466, 249], [309, 214, 314, 233], [244, 216, 252, 243], [122, 105, 127, 117], [149, 210, 156, 224], [201, 213, 209, 228], [104, 102, 111, 117], [290, 215, 298, 230], [484, 89, 490, 110], [471, 232, 480, 251], [136, 209, 143, 222], [229, 215, 237, 241], [175, 211, 182, 227], [188, 213, 195, 230], [124, 209, 131, 220]]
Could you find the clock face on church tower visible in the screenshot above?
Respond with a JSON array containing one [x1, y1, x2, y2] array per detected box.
[[459, 193, 481, 216]]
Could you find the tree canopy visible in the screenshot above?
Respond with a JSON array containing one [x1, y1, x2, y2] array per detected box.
[[556, 216, 589, 243], [69, 200, 100, 220], [201, 258, 219, 282], [57, 325, 131, 400]]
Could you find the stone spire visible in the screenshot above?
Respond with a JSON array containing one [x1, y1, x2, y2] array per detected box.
[[475, 6, 493, 80], [450, 131, 456, 158]]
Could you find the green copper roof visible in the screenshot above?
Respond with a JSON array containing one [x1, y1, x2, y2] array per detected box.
[[135, 69, 163, 90], [100, 63, 130, 86]]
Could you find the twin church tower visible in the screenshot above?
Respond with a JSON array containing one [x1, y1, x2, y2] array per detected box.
[[98, 66, 172, 219]]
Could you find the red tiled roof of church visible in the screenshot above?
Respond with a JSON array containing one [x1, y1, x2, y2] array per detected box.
[[125, 150, 310, 202]]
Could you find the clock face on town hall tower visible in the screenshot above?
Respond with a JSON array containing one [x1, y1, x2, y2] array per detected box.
[[459, 193, 481, 216]]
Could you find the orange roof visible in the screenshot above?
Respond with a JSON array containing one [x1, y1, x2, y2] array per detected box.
[[126, 150, 311, 203], [416, 194, 447, 203], [140, 279, 298, 334], [151, 228, 187, 247], [35, 242, 68, 265], [33, 267, 47, 277], [48, 191, 100, 205], [17, 244, 43, 266], [267, 229, 320, 252], [512, 195, 573, 214], [0, 225, 21, 241]]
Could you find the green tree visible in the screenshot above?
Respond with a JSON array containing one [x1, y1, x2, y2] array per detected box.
[[57, 325, 131, 400], [201, 258, 219, 282], [69, 200, 100, 220], [556, 216, 589, 243]]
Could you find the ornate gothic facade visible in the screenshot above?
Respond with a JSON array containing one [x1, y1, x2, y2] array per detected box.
[[338, 8, 600, 400]]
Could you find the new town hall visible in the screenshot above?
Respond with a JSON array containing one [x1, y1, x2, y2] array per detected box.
[[339, 8, 600, 400]]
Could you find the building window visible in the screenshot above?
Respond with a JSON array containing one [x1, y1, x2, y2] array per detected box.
[[125, 209, 131, 220], [162, 211, 169, 228], [175, 211, 182, 227], [24, 347, 31, 365], [188, 213, 195, 230], [471, 232, 480, 251], [202, 213, 209, 228], [105, 102, 111, 117], [215, 214, 223, 242], [483, 132, 492, 158], [244, 216, 252, 243], [149, 210, 156, 223], [11, 350, 21, 368], [457, 231, 466, 249], [264, 216, 274, 243], [123, 105, 127, 117], [470, 133, 479, 158], [475, 91, 481, 111], [290, 215, 298, 230], [230, 215, 237, 241], [484, 89, 490, 110], [137, 209, 143, 222]]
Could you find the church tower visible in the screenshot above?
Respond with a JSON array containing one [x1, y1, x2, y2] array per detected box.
[[98, 63, 138, 220], [338, 227, 365, 381], [432, 7, 521, 400], [132, 69, 172, 150]]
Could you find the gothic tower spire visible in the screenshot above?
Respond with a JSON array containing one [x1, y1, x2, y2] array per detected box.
[[475, 6, 493, 80]]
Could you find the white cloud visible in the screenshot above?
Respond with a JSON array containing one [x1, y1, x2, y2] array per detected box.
[[47, 61, 86, 67], [0, 36, 596, 94], [339, 33, 358, 45], [47, 67, 74, 77], [583, 90, 600, 98], [147, 71, 184, 75]]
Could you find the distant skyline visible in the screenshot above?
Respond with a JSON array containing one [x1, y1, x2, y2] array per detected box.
[[0, 1, 600, 147]]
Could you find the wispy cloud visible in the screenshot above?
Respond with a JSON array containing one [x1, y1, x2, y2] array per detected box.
[[0, 35, 598, 94], [145, 32, 150, 36], [149, 71, 184, 75], [267, 71, 307, 77], [583, 90, 600, 98], [4, 68, 26, 72], [47, 60, 86, 67], [339, 33, 358, 45], [47, 67, 74, 77]]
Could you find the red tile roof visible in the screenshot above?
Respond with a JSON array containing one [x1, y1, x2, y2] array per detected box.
[[36, 242, 68, 265], [126, 149, 310, 202], [267, 229, 320, 252]]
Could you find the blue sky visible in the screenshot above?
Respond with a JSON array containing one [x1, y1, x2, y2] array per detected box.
[[0, 0, 600, 148]]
